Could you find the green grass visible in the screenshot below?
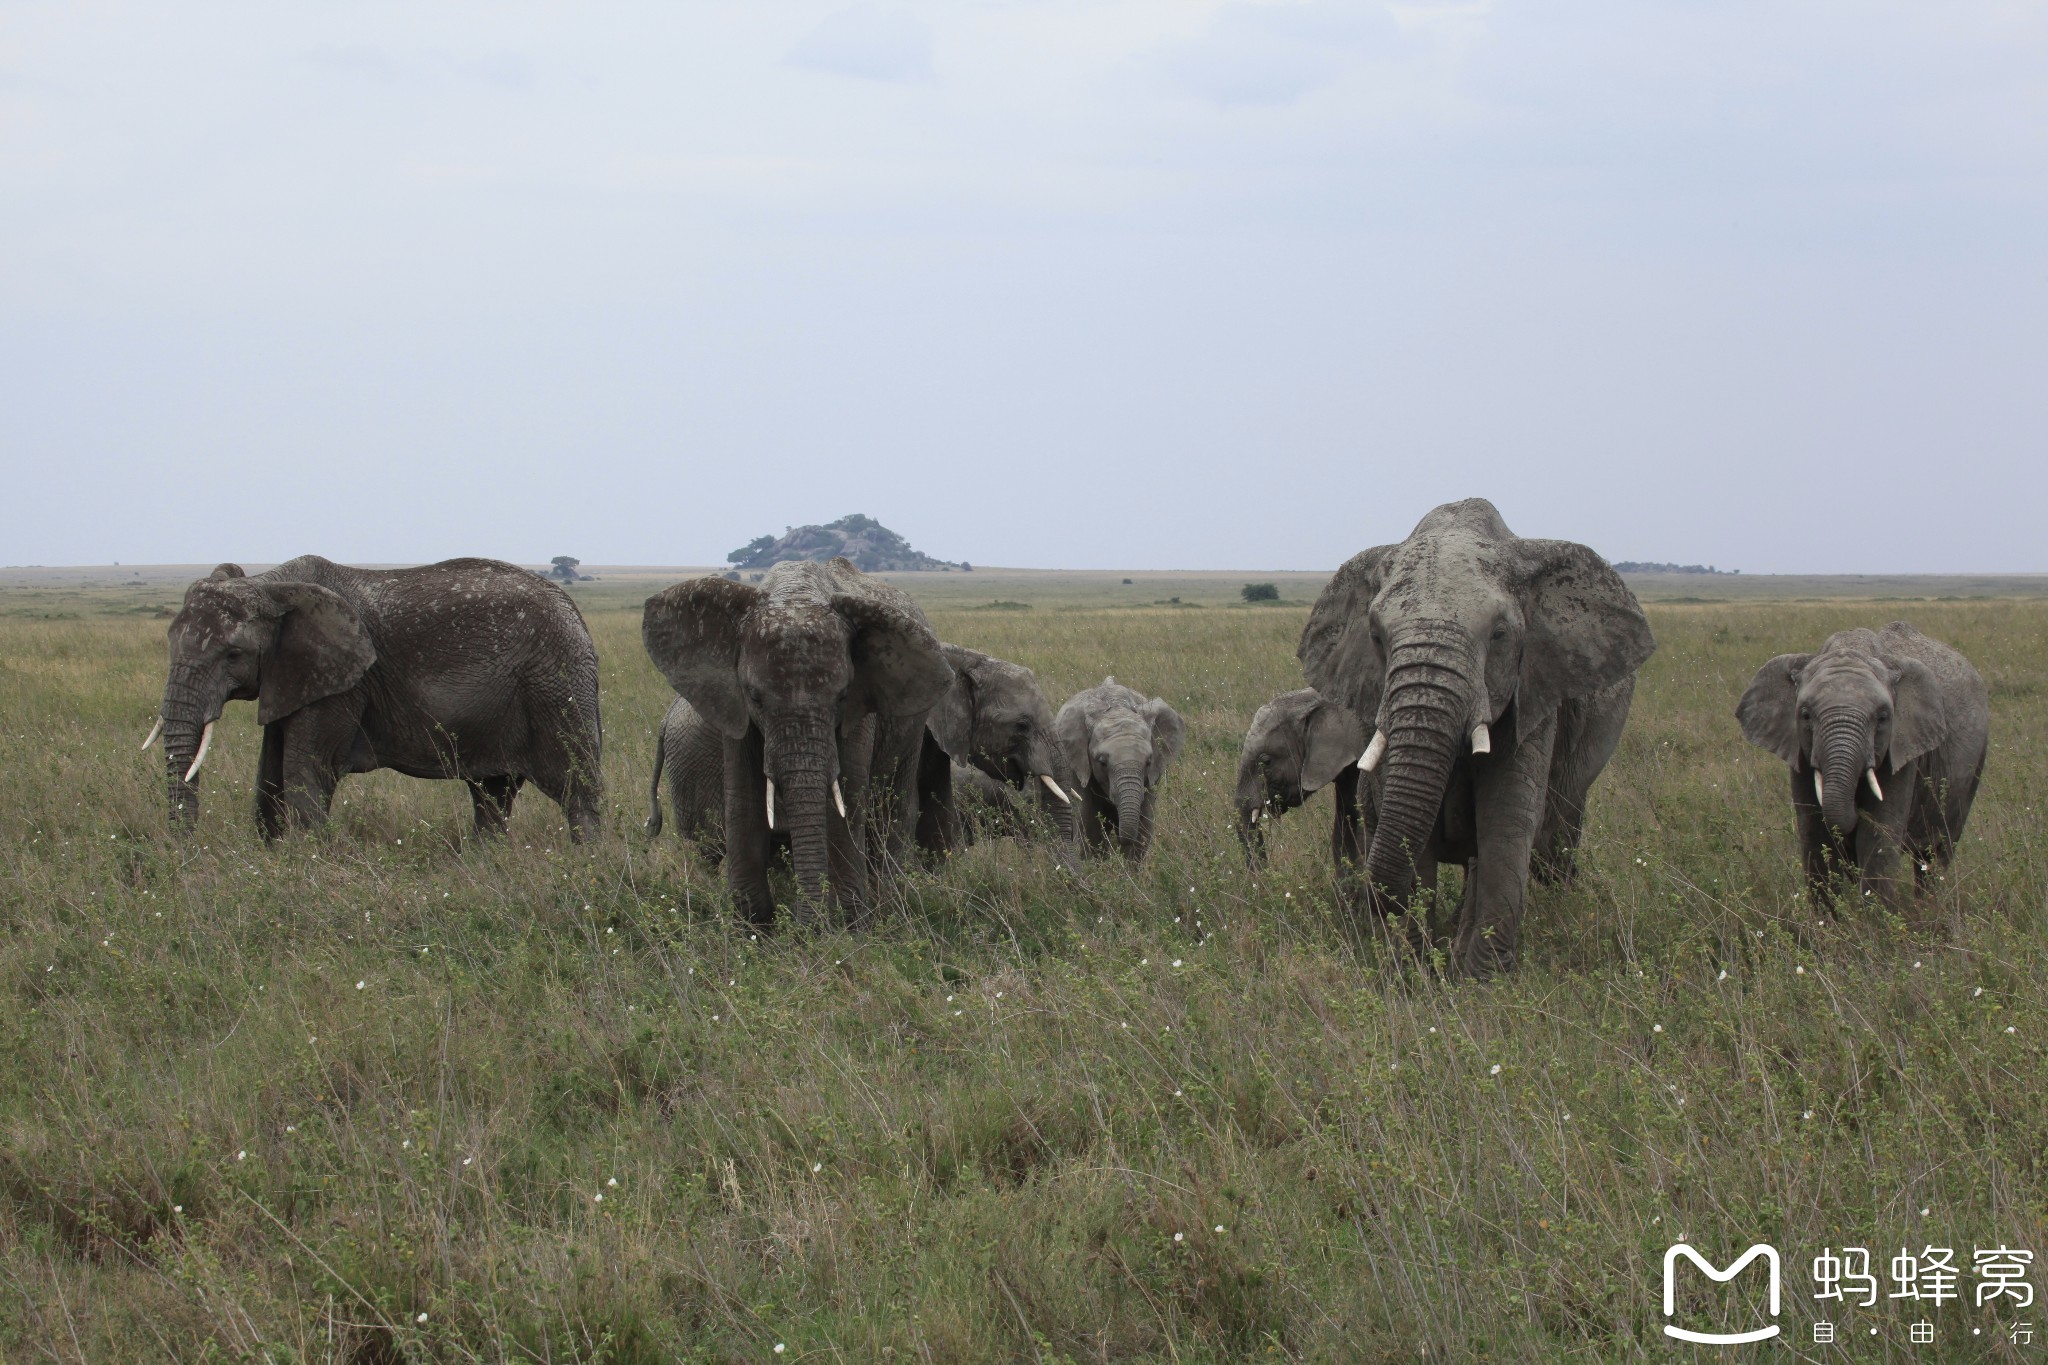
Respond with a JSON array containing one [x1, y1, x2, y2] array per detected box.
[[2, 582, 2045, 1360]]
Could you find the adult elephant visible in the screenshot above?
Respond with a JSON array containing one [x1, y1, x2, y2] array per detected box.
[[915, 643, 1073, 855], [1736, 622, 1988, 906], [147, 557, 602, 840], [641, 557, 953, 928], [1299, 499, 1653, 976], [1234, 687, 1366, 873]]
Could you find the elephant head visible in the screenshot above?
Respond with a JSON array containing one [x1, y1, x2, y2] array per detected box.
[[1055, 679, 1186, 845], [642, 560, 953, 906], [151, 563, 375, 825], [1299, 499, 1653, 910], [927, 643, 1071, 815], [1736, 626, 1948, 834], [1233, 688, 1365, 867]]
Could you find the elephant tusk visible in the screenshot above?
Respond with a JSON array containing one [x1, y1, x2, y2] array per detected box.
[[832, 779, 848, 819], [1359, 730, 1388, 773], [1812, 769, 1823, 806], [1866, 768, 1884, 801], [183, 721, 215, 783], [1470, 722, 1491, 755], [1038, 773, 1072, 805], [765, 777, 776, 830], [140, 717, 162, 751]]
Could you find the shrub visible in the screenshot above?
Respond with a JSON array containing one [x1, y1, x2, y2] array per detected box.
[[1241, 583, 1280, 603]]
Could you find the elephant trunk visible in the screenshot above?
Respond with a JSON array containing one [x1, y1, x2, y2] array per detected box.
[[1113, 771, 1146, 845], [1813, 706, 1867, 834], [160, 672, 211, 826], [1236, 801, 1268, 869], [769, 719, 838, 922], [1363, 637, 1470, 912]]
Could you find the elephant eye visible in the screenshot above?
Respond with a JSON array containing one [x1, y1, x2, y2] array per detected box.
[[1490, 624, 1507, 641]]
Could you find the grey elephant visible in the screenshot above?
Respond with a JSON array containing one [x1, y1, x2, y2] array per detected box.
[[645, 695, 729, 861], [1736, 622, 1988, 906], [1234, 687, 1367, 873], [915, 643, 1074, 854], [146, 557, 602, 840], [1299, 499, 1653, 976], [1054, 678, 1186, 862], [641, 557, 953, 927]]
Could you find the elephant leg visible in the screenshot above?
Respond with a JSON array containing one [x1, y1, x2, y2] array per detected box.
[[723, 731, 775, 929], [1457, 712, 1556, 978], [278, 718, 346, 831], [467, 775, 521, 838], [1852, 814, 1908, 908], [1078, 788, 1114, 857], [254, 722, 289, 841], [913, 731, 960, 858], [1534, 680, 1632, 885]]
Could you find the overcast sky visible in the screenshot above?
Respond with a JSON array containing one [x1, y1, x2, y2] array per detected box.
[[3, 1, 2043, 571]]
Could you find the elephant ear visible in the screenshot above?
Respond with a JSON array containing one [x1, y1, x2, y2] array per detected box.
[[1301, 696, 1367, 794], [1887, 657, 1949, 771], [1142, 698, 1185, 784], [834, 594, 954, 718], [926, 644, 979, 759], [1516, 540, 1656, 726], [1735, 653, 1811, 763], [254, 582, 374, 725], [1299, 546, 1390, 727], [1053, 697, 1092, 790], [642, 577, 763, 738]]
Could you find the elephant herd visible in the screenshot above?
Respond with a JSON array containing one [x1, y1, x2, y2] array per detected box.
[[144, 499, 1991, 977]]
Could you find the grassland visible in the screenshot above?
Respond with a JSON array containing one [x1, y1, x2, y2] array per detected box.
[[2, 570, 2045, 1361]]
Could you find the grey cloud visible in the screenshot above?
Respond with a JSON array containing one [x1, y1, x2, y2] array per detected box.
[[787, 4, 934, 84]]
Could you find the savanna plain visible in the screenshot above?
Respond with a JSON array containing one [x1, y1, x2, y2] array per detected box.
[[3, 568, 2045, 1362]]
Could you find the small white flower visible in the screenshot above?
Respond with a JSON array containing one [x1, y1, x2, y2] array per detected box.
[[1716, 971, 1727, 981], [607, 1177, 618, 1187], [1795, 966, 1805, 975], [812, 1163, 822, 1173], [1921, 1207, 1930, 1216], [2005, 1026, 2016, 1034], [236, 1150, 246, 1161], [1172, 959, 1183, 968], [285, 1125, 295, 1133], [463, 1157, 473, 1166], [1139, 958, 1148, 966], [1561, 1113, 1571, 1121], [416, 1312, 428, 1324], [1974, 986, 1984, 997], [1489, 1064, 1501, 1075], [593, 1193, 603, 1202], [1802, 1110, 1814, 1119], [1653, 1024, 1664, 1033], [356, 980, 366, 989], [1173, 1232, 1184, 1242], [1913, 961, 1923, 969], [1214, 1225, 1225, 1233], [945, 995, 953, 1002], [173, 1204, 183, 1213], [774, 1346, 786, 1355]]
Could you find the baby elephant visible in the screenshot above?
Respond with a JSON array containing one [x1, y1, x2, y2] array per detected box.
[[1234, 688, 1367, 870], [646, 696, 739, 863], [1737, 622, 1988, 906], [1055, 678, 1186, 862]]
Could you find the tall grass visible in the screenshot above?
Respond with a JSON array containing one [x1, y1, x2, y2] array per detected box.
[[2, 586, 2043, 1360]]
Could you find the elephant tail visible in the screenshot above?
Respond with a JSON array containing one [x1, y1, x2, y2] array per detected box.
[[645, 722, 667, 836]]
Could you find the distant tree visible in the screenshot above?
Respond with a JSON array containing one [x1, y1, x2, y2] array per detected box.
[[960, 562, 973, 572], [727, 536, 777, 565], [550, 556, 582, 582], [1241, 582, 1280, 602]]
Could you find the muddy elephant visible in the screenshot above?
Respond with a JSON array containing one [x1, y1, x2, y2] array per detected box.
[[915, 643, 1074, 855], [1736, 621, 1988, 907], [1234, 687, 1367, 874], [1299, 499, 1653, 976], [146, 556, 602, 841], [1054, 678, 1186, 863], [641, 557, 953, 927]]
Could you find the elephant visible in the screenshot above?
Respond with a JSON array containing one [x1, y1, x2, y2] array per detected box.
[[1054, 678, 1186, 863], [1299, 499, 1654, 976], [915, 643, 1075, 855], [1234, 687, 1367, 873], [641, 557, 953, 928], [645, 695, 729, 861], [1736, 622, 1988, 907], [147, 556, 602, 841]]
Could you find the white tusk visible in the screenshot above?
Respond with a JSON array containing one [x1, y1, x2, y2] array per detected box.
[[183, 721, 215, 783], [1812, 769, 1824, 806], [1359, 730, 1388, 773], [765, 777, 776, 830], [1866, 768, 1883, 801], [832, 778, 848, 819], [1038, 772, 1072, 805], [140, 717, 162, 751], [1470, 722, 1491, 755]]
